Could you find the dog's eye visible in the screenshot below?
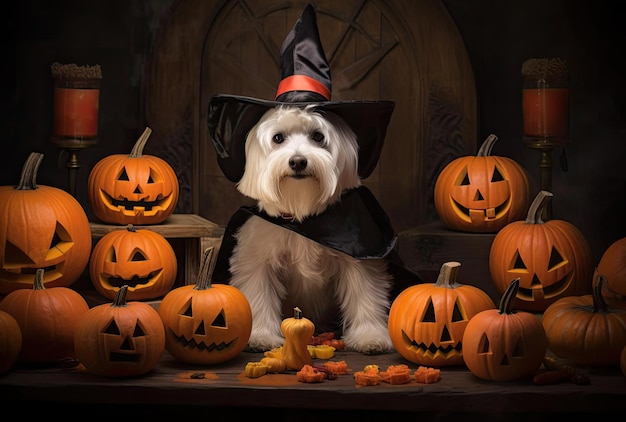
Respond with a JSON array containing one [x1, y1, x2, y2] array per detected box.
[[273, 133, 284, 144], [312, 131, 325, 144]]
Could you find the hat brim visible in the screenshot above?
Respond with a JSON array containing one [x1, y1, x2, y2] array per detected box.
[[207, 94, 395, 182]]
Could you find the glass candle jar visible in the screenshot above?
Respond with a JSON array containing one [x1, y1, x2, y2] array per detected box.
[[521, 58, 569, 147], [51, 63, 102, 147]]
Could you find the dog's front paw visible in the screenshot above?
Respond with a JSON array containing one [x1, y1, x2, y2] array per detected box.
[[343, 331, 394, 355], [245, 333, 284, 353]]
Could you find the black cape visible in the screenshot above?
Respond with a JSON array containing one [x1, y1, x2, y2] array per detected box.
[[212, 186, 423, 300]]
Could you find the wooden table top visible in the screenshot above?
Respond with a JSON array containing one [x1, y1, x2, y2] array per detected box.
[[1, 349, 624, 415]]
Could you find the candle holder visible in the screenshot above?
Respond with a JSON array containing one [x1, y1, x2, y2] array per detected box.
[[521, 58, 569, 220], [50, 62, 102, 197]]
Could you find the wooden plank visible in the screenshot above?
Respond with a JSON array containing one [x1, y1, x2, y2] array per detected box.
[[89, 214, 224, 239]]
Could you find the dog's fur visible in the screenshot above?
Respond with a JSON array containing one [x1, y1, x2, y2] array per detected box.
[[229, 105, 394, 354]]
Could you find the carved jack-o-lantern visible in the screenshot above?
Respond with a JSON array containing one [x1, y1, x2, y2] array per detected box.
[[158, 248, 252, 365], [463, 279, 548, 381], [87, 127, 179, 225], [74, 285, 165, 377], [0, 153, 92, 295], [388, 262, 496, 367], [434, 134, 531, 233], [489, 191, 593, 312], [89, 225, 178, 301]]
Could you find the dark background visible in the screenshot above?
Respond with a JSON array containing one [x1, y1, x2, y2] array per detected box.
[[3, 0, 625, 266]]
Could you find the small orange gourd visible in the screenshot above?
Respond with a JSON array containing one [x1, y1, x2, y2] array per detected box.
[[0, 268, 89, 363], [87, 127, 179, 225], [281, 307, 315, 370]]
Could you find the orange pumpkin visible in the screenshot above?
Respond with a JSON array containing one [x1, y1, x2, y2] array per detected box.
[[158, 247, 252, 365], [89, 224, 178, 301], [0, 268, 89, 363], [87, 127, 179, 225], [0, 152, 92, 295], [434, 134, 531, 233], [541, 274, 626, 366], [489, 190, 593, 312], [74, 284, 165, 377], [388, 261, 496, 366], [595, 237, 626, 301], [462, 278, 547, 381], [0, 309, 21, 374]]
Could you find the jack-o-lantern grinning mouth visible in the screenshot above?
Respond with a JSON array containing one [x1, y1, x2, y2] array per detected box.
[[517, 272, 573, 301], [103, 270, 162, 289], [109, 352, 142, 363], [100, 190, 173, 212], [400, 330, 462, 357], [169, 328, 237, 352], [451, 196, 510, 221]]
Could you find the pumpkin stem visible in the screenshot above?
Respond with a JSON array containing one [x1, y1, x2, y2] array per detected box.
[[293, 307, 303, 319], [129, 127, 152, 158], [194, 247, 215, 290], [126, 224, 136, 232], [33, 268, 46, 290], [591, 273, 609, 313], [15, 152, 44, 191], [476, 134, 498, 157], [525, 190, 553, 224], [499, 278, 520, 314], [435, 261, 462, 289], [112, 285, 130, 307]]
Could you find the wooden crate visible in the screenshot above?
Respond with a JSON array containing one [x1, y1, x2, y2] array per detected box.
[[396, 221, 500, 303]]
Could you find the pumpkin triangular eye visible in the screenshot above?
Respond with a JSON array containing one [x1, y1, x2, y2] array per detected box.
[[130, 250, 147, 261], [147, 174, 155, 184], [103, 319, 121, 335], [118, 167, 129, 181], [477, 333, 490, 354], [451, 300, 465, 322], [211, 310, 227, 327], [109, 248, 117, 263], [454, 166, 470, 186], [512, 251, 526, 270], [512, 338, 524, 357], [491, 167, 504, 182], [548, 246, 565, 269], [133, 323, 146, 338], [180, 299, 193, 317], [421, 299, 436, 322]]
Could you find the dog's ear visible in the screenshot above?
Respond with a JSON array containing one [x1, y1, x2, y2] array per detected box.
[[208, 95, 270, 182]]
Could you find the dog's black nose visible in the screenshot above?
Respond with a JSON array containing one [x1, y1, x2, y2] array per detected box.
[[289, 155, 308, 172]]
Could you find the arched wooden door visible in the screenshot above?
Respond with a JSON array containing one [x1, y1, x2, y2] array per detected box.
[[144, 0, 476, 233]]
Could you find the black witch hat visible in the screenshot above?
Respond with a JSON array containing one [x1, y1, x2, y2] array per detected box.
[[207, 3, 395, 182]]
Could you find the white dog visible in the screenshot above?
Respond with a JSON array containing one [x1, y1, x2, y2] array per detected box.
[[207, 4, 421, 354], [227, 105, 394, 355]]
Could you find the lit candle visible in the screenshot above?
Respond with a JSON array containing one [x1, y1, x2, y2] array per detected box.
[[521, 58, 569, 147], [51, 62, 102, 145]]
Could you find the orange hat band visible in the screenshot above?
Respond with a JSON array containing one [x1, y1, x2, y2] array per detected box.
[[275, 75, 331, 100]]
